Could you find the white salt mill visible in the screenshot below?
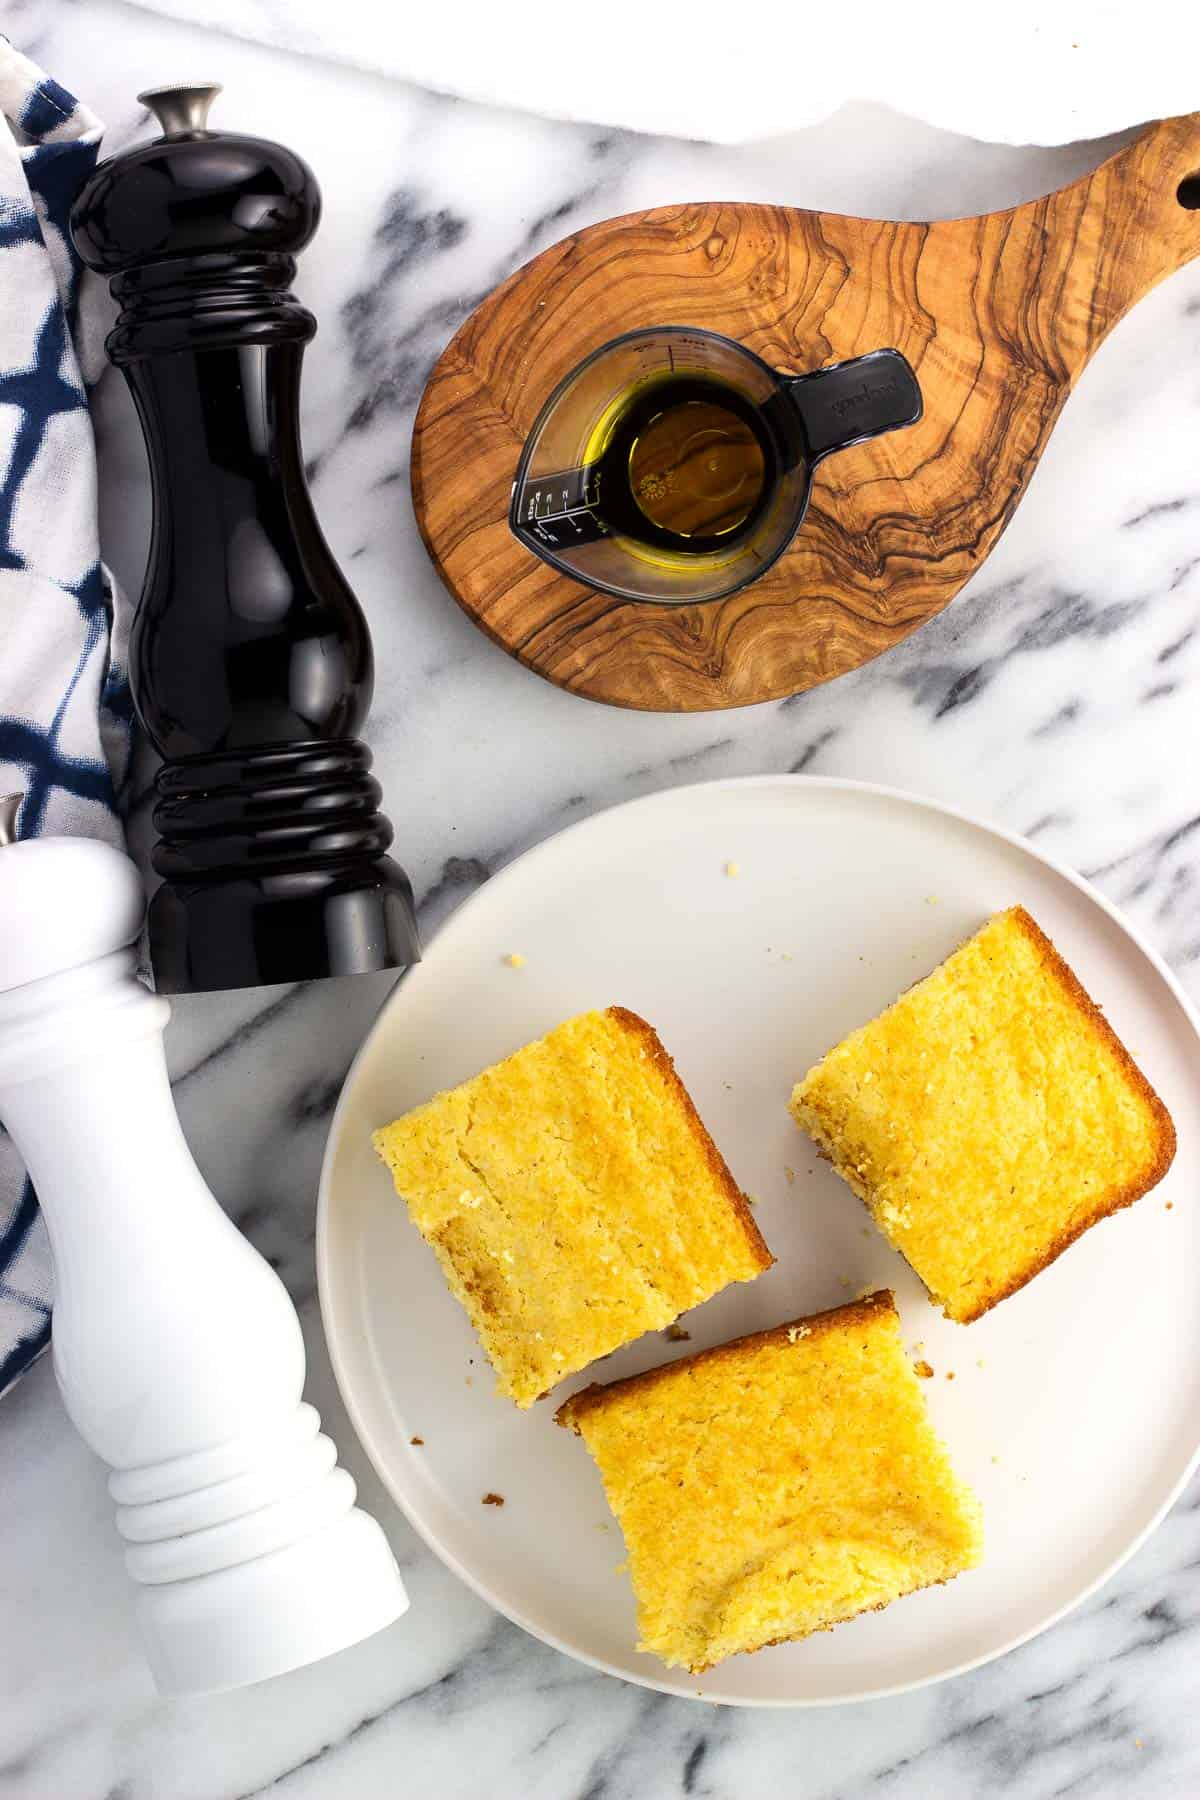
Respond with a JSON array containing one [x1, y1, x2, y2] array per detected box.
[[0, 796, 408, 1692]]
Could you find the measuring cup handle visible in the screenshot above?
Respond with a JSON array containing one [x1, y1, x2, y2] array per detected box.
[[786, 348, 921, 463]]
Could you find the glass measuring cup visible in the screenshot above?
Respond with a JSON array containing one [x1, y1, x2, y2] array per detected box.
[[509, 327, 922, 605]]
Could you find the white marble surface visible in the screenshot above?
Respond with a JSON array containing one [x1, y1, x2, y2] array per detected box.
[[5, 2, 1200, 1794]]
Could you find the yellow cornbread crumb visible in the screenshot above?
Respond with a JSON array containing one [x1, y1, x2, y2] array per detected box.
[[724, 861, 740, 878], [790, 908, 1175, 1323], [373, 1008, 772, 1407], [557, 1291, 982, 1672], [504, 953, 525, 968]]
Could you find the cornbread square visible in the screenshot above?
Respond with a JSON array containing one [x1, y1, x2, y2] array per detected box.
[[372, 1007, 772, 1407], [791, 906, 1176, 1323], [557, 1290, 982, 1672]]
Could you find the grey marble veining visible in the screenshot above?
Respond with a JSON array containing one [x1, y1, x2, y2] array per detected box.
[[4, 2, 1200, 1795]]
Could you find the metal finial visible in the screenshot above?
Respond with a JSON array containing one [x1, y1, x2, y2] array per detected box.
[[0, 794, 21, 847], [137, 83, 222, 138]]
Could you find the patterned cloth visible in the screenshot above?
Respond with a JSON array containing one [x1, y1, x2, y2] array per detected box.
[[0, 42, 129, 1395]]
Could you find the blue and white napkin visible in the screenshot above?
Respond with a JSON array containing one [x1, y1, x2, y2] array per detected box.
[[0, 42, 130, 1396]]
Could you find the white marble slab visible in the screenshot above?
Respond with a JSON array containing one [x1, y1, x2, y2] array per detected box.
[[4, 2, 1200, 1794]]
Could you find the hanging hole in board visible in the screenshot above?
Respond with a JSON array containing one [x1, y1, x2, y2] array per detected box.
[[1177, 174, 1200, 210]]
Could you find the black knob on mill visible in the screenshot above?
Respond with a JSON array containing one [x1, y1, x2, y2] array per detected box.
[[70, 84, 419, 992]]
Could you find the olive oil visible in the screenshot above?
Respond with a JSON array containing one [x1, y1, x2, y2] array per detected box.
[[588, 374, 775, 554], [510, 324, 922, 611]]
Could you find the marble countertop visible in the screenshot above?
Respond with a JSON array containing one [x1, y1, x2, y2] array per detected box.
[[6, 2, 1200, 1795]]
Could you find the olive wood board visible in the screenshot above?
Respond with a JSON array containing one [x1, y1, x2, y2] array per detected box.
[[411, 115, 1200, 712]]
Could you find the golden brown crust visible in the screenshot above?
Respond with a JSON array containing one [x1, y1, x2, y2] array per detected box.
[[603, 1005, 774, 1274], [555, 1289, 896, 1432], [795, 908, 1178, 1326], [686, 1567, 960, 1673], [947, 907, 1177, 1323]]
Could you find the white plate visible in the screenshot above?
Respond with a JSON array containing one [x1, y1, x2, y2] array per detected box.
[[318, 777, 1200, 1706]]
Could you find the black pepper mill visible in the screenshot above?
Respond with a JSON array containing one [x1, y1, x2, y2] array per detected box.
[[70, 84, 420, 992]]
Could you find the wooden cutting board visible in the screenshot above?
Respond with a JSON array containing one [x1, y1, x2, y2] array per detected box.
[[411, 116, 1200, 712]]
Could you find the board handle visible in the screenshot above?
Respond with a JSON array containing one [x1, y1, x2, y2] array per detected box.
[[1049, 111, 1200, 367]]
